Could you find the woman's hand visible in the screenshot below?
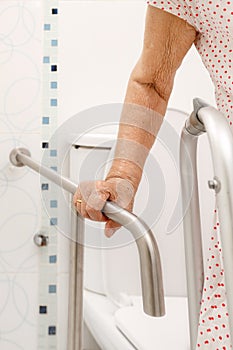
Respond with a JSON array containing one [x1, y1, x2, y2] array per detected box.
[[73, 177, 136, 237]]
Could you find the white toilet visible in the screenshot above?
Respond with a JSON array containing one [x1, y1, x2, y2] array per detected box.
[[69, 108, 194, 350]]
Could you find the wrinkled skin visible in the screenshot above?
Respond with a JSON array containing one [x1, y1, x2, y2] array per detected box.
[[73, 178, 135, 237], [73, 5, 197, 236]]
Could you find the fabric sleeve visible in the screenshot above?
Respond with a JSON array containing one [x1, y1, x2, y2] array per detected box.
[[146, 0, 199, 32]]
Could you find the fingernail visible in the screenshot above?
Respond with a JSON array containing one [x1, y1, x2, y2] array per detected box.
[[105, 228, 115, 238]]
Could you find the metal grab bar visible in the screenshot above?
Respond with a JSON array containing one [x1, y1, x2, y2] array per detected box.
[[180, 98, 233, 349], [9, 147, 165, 319]]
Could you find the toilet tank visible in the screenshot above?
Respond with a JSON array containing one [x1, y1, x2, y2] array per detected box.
[[68, 109, 210, 306]]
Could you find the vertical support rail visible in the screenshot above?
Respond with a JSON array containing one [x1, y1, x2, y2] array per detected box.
[[198, 106, 233, 341], [180, 129, 204, 349], [9, 147, 165, 350], [75, 215, 85, 349], [180, 98, 233, 349], [67, 212, 84, 350], [67, 212, 77, 350]]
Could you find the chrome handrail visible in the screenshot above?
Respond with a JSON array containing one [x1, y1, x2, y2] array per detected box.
[[180, 98, 233, 349], [9, 147, 165, 349]]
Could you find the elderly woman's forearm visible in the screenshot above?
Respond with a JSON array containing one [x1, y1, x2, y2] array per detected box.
[[125, 71, 171, 115], [106, 6, 197, 190], [106, 80, 166, 190]]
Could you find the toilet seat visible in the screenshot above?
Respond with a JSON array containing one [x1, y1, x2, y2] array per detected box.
[[115, 296, 190, 350], [84, 290, 190, 350], [84, 290, 136, 350]]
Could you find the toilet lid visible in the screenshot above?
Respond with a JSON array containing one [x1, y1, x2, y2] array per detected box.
[[114, 296, 190, 350]]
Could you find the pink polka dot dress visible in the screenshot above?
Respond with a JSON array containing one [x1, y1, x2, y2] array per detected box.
[[147, 1, 233, 349]]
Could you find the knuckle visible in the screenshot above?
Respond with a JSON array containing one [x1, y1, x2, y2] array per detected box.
[[81, 208, 89, 219], [86, 205, 96, 215], [86, 205, 101, 221], [95, 180, 105, 189]]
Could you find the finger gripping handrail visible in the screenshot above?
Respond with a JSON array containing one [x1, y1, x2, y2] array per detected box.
[[9, 147, 165, 317]]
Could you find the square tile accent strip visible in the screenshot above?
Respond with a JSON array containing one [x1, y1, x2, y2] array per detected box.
[[48, 284, 56, 294], [48, 326, 56, 335], [39, 306, 47, 314], [49, 255, 57, 263], [41, 183, 49, 190], [50, 82, 57, 89], [39, 0, 59, 348], [44, 24, 51, 30], [42, 116, 50, 124]]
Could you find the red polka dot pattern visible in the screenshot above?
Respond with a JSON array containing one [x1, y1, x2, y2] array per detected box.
[[147, 0, 233, 122], [147, 1, 233, 348], [196, 207, 232, 349]]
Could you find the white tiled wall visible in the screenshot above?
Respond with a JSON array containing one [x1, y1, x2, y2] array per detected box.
[[0, 1, 42, 349]]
